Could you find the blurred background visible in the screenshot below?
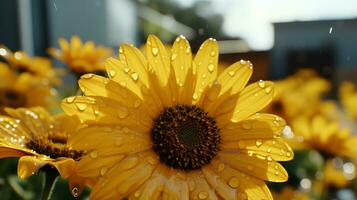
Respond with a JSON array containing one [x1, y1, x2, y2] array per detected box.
[[1, 0, 357, 199]]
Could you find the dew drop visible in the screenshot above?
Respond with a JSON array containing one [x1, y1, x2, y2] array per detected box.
[[210, 51, 216, 56], [228, 70, 235, 77], [238, 140, 246, 148], [134, 191, 141, 198], [151, 47, 159, 56], [90, 151, 98, 158], [66, 96, 75, 103], [71, 186, 80, 197], [228, 177, 239, 188], [124, 68, 130, 73], [247, 165, 254, 171], [267, 156, 273, 161], [242, 121, 252, 130], [100, 167, 108, 176], [198, 191, 208, 199], [131, 72, 139, 81], [286, 152, 291, 157], [119, 82, 127, 87], [117, 106, 129, 119], [267, 147, 272, 153], [255, 140, 263, 147], [133, 99, 141, 108], [202, 74, 207, 79], [192, 93, 199, 100], [94, 109, 99, 116], [82, 73, 93, 79], [171, 53, 177, 61], [240, 60, 247, 65], [217, 163, 225, 172], [109, 70, 116, 78], [207, 64, 215, 72], [122, 156, 138, 170], [186, 48, 190, 54], [275, 171, 280, 176], [265, 86, 272, 94], [258, 80, 265, 88], [75, 102, 88, 112]]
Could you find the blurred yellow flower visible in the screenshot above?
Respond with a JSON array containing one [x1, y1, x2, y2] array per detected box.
[[62, 35, 293, 199], [0, 45, 62, 85], [48, 36, 112, 74], [0, 63, 56, 112], [288, 115, 357, 159], [339, 81, 357, 119], [267, 69, 331, 120], [272, 187, 309, 200], [0, 107, 96, 197], [323, 159, 349, 188]]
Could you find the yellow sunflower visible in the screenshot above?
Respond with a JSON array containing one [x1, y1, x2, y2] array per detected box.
[[288, 115, 357, 158], [339, 81, 357, 119], [48, 36, 112, 74], [267, 69, 330, 120], [62, 35, 293, 199], [0, 62, 56, 112], [272, 187, 309, 200], [0, 107, 97, 197], [323, 159, 350, 188], [0, 45, 62, 85]]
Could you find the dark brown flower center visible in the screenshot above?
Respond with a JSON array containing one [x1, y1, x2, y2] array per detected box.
[[151, 105, 220, 170], [26, 134, 84, 160], [0, 89, 26, 108]]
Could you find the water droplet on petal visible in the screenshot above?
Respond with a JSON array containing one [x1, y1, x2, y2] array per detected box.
[[240, 60, 247, 65], [228, 70, 235, 77], [202, 74, 207, 79], [90, 151, 98, 158], [124, 68, 130, 73], [265, 86, 272, 94], [186, 48, 190, 54], [71, 186, 80, 197], [151, 47, 159, 56], [275, 170, 280, 176], [130, 72, 139, 81], [238, 140, 246, 148], [171, 53, 177, 61], [267, 156, 273, 161], [117, 106, 129, 119], [94, 109, 99, 116], [207, 64, 215, 72], [228, 177, 239, 188], [66, 96, 75, 103], [267, 147, 272, 153], [217, 163, 225, 172], [242, 121, 252, 130], [198, 191, 208, 199], [100, 167, 108, 176], [210, 51, 215, 56], [255, 140, 263, 147], [82, 73, 93, 79], [109, 70, 116, 78], [119, 82, 127, 87], [193, 93, 199, 100], [122, 156, 138, 170], [134, 191, 141, 198], [133, 99, 141, 108], [258, 80, 265, 88], [247, 165, 254, 171], [75, 102, 88, 112]]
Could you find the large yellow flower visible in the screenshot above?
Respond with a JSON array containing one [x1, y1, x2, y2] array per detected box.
[[0, 107, 96, 197], [267, 69, 331, 120], [0, 63, 56, 112], [272, 187, 309, 200], [288, 115, 357, 158], [0, 45, 62, 85], [62, 35, 293, 199], [48, 36, 112, 74]]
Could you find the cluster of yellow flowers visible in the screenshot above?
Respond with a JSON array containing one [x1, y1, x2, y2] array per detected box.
[[0, 35, 356, 199], [0, 35, 296, 199]]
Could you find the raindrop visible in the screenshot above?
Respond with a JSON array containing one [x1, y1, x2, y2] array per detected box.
[[258, 80, 265, 88], [186, 48, 190, 54], [117, 106, 129, 119], [75, 102, 88, 112], [109, 70, 116, 78], [210, 51, 215, 56], [202, 74, 207, 79], [130, 73, 139, 81], [94, 109, 99, 116], [122, 156, 138, 170], [240, 60, 247, 65], [247, 165, 254, 171], [242, 121, 252, 130], [119, 82, 127, 87], [207, 64, 215, 72], [90, 151, 98, 158], [265, 86, 272, 94], [171, 53, 177, 61], [134, 191, 141, 198], [66, 96, 75, 103], [192, 93, 199, 100], [71, 186, 80, 197], [198, 191, 208, 199], [100, 167, 108, 176], [267, 147, 272, 153], [82, 73, 93, 79], [228, 70, 235, 77], [217, 163, 225, 172], [267, 156, 273, 161], [228, 177, 239, 188], [255, 140, 263, 147], [151, 47, 159, 56], [133, 99, 141, 108], [238, 140, 246, 148], [124, 68, 130, 73]]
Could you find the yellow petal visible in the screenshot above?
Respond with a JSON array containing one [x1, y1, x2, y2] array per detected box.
[[210, 158, 273, 200], [17, 156, 50, 179], [90, 151, 157, 200], [187, 172, 218, 200], [216, 81, 274, 126], [218, 152, 289, 182], [59, 38, 69, 51], [0, 147, 27, 158], [193, 38, 219, 104], [68, 126, 152, 156], [51, 158, 76, 178], [61, 96, 151, 132], [119, 44, 150, 87], [163, 170, 189, 200], [217, 60, 253, 95]]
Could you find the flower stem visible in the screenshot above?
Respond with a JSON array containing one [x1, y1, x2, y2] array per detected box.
[[41, 170, 58, 200]]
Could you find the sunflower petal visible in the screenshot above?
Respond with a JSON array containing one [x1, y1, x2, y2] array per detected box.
[[0, 147, 27, 158], [187, 172, 218, 200], [17, 156, 50, 179]]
